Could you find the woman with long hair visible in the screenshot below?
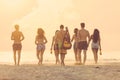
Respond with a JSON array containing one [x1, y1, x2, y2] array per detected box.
[[35, 28, 47, 65], [88, 29, 101, 64]]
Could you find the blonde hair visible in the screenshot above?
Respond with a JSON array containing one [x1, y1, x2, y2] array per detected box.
[[15, 24, 19, 30], [37, 28, 45, 39]]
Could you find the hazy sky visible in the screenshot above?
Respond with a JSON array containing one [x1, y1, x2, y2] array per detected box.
[[0, 0, 120, 52]]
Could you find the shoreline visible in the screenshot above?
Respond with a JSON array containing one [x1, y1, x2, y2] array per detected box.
[[0, 59, 120, 66]]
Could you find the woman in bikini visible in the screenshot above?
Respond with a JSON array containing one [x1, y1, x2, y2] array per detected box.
[[71, 28, 79, 64], [35, 28, 47, 65]]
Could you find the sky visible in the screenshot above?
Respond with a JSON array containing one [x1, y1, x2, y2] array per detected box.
[[0, 0, 120, 53]]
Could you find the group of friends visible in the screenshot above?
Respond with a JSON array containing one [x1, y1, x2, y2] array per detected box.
[[11, 23, 102, 66]]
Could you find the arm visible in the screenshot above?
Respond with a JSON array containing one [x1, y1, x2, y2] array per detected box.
[[44, 36, 47, 44], [77, 30, 80, 40], [35, 36, 38, 45], [71, 35, 74, 42], [11, 32, 14, 40], [20, 32, 24, 41], [88, 31, 91, 42], [50, 36, 54, 50], [87, 31, 91, 45], [88, 35, 92, 46], [99, 37, 101, 50], [99, 37, 102, 55]]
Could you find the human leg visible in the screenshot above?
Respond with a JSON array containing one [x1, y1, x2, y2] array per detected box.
[[39, 50, 44, 64], [74, 49, 78, 63], [73, 42, 78, 63], [92, 48, 98, 64], [18, 50, 21, 65], [36, 50, 40, 60], [83, 50, 87, 64], [82, 41, 88, 64], [77, 49, 82, 64], [55, 50, 60, 64], [13, 50, 17, 65], [60, 53, 65, 66], [57, 52, 60, 64]]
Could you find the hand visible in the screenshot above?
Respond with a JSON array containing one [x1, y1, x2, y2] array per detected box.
[[50, 49, 52, 54], [100, 50, 102, 55], [50, 48, 52, 54]]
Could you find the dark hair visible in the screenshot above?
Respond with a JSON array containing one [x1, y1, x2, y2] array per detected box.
[[60, 25, 64, 29], [55, 30, 59, 34], [80, 23, 85, 28], [74, 28, 78, 36], [93, 29, 100, 43]]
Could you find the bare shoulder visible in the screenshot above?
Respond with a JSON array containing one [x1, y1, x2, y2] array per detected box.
[[12, 31, 17, 35], [85, 29, 90, 35], [56, 30, 60, 34], [85, 29, 89, 33], [79, 29, 89, 33], [19, 31, 23, 34]]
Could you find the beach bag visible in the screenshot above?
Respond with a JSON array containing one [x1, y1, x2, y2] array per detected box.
[[62, 40, 72, 49]]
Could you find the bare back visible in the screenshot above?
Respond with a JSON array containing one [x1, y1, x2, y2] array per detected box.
[[11, 31, 24, 44], [55, 30, 66, 43], [35, 36, 47, 44], [79, 29, 90, 41]]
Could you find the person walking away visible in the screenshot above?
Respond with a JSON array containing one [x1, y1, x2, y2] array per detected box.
[[35, 28, 47, 65], [50, 30, 60, 64], [88, 29, 102, 64], [55, 25, 67, 66], [71, 28, 79, 64], [11, 24, 24, 66], [77, 22, 90, 65]]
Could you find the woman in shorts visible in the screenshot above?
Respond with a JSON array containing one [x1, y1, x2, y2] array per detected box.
[[88, 29, 101, 64]]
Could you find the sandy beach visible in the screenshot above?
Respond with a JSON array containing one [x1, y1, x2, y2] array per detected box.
[[0, 62, 120, 80]]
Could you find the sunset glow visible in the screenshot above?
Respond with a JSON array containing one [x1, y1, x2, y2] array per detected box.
[[0, 0, 120, 55]]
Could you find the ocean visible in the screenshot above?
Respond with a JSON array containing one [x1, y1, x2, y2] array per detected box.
[[0, 50, 120, 65]]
